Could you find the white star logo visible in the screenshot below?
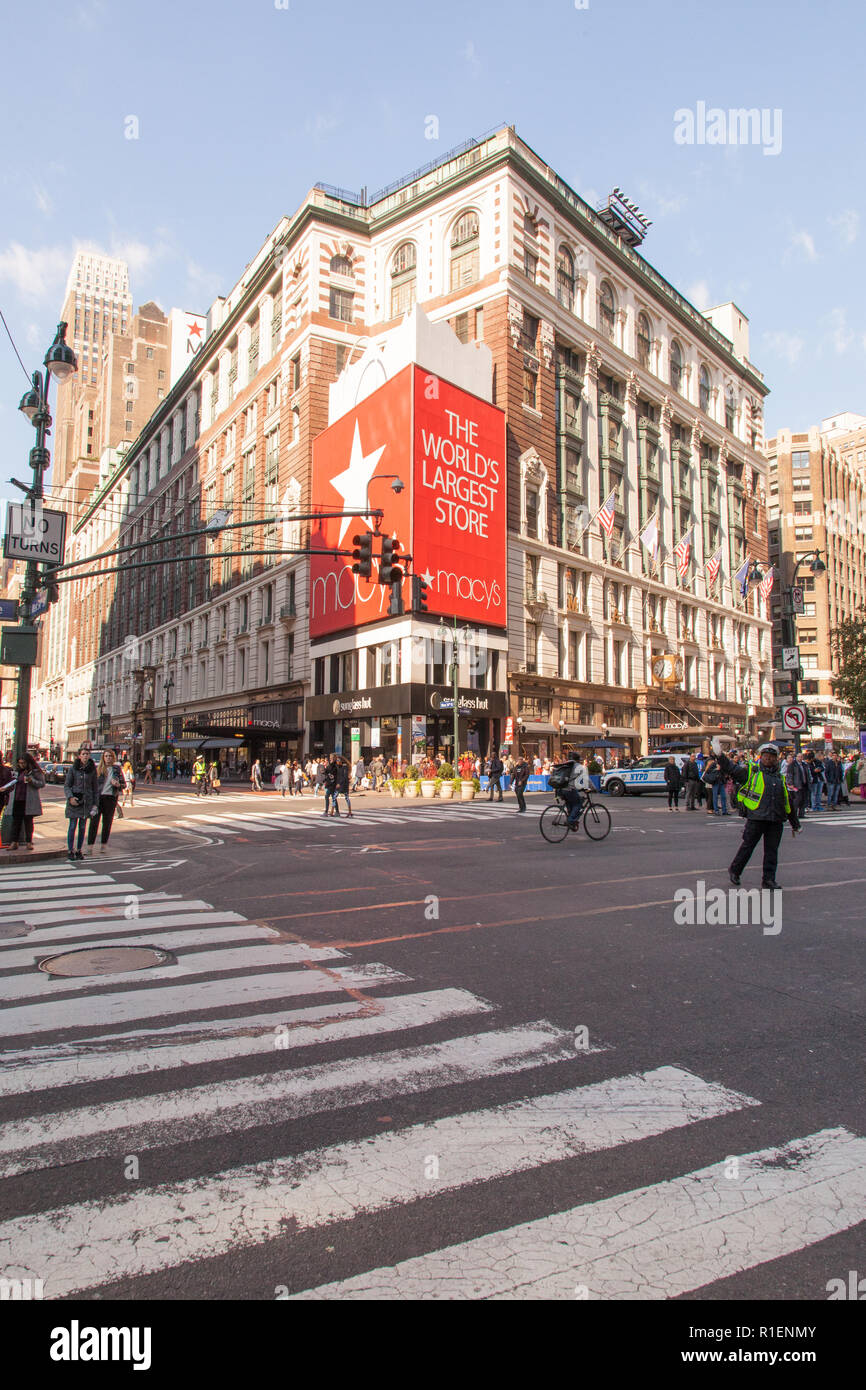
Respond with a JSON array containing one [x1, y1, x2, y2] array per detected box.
[[421, 568, 435, 587], [330, 422, 386, 545]]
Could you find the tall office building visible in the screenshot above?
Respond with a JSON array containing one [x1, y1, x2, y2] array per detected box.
[[765, 421, 866, 743]]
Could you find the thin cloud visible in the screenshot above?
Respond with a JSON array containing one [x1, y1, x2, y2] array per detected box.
[[762, 330, 805, 365], [824, 307, 853, 355], [828, 210, 859, 245], [0, 243, 71, 303], [688, 280, 712, 311], [787, 229, 817, 262]]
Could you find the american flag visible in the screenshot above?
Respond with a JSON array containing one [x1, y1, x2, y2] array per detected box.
[[674, 527, 693, 580], [597, 491, 617, 537], [706, 546, 723, 587], [759, 568, 775, 603]]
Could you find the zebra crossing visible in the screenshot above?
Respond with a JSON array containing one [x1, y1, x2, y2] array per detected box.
[[802, 811, 866, 830], [1, 861, 863, 1300], [173, 800, 540, 834]]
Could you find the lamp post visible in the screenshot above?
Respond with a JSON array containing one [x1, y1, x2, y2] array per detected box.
[[12, 324, 78, 762], [437, 617, 460, 763], [782, 549, 826, 754], [164, 674, 175, 746], [97, 699, 105, 743], [47, 715, 55, 759]]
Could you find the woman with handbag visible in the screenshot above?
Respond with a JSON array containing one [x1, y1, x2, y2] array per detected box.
[[87, 750, 126, 855], [1, 753, 46, 851], [65, 746, 99, 860]]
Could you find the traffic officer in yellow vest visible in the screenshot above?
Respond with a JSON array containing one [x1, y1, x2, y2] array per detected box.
[[721, 742, 800, 891]]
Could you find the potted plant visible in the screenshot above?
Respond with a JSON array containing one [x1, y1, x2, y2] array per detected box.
[[404, 765, 421, 799], [461, 775, 480, 801], [587, 757, 603, 791], [388, 777, 405, 797], [436, 763, 455, 799]]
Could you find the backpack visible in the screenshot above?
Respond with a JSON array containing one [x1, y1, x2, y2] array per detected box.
[[548, 761, 575, 791]]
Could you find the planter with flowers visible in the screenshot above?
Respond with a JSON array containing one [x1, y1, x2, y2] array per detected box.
[[435, 763, 455, 799], [460, 775, 480, 801], [404, 766, 421, 799], [388, 778, 405, 798]]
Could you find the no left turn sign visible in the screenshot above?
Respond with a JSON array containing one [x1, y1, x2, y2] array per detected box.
[[782, 705, 807, 733]]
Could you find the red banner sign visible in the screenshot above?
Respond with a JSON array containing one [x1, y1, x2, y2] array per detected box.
[[309, 364, 506, 638]]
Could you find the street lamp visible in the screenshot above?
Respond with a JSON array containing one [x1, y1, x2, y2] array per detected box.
[[11, 324, 77, 761], [47, 714, 55, 759], [97, 699, 105, 742], [164, 674, 175, 746], [437, 617, 460, 763], [782, 549, 826, 754]]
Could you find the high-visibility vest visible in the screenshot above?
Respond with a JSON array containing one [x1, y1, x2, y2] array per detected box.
[[737, 761, 791, 816]]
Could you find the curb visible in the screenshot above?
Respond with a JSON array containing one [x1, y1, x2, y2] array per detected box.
[[0, 848, 70, 866]]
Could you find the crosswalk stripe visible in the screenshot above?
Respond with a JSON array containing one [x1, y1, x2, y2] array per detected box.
[[0, 940, 346, 1003], [176, 819, 240, 834], [294, 1127, 866, 1301], [0, 883, 142, 912], [0, 918, 278, 970], [0, 1021, 587, 1178], [0, 987, 493, 1097], [0, 961, 407, 1037], [0, 1065, 755, 1297], [0, 898, 200, 931], [0, 989, 492, 1095]]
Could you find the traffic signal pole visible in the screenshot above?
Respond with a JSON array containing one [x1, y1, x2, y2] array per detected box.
[[12, 384, 51, 763]]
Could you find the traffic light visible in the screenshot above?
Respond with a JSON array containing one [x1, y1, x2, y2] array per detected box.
[[412, 574, 429, 613], [41, 565, 60, 606], [351, 532, 373, 579], [379, 537, 403, 586]]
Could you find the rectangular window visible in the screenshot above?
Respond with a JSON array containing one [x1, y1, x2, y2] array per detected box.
[[791, 451, 811, 469], [525, 487, 539, 537], [329, 288, 353, 322], [523, 368, 538, 409], [286, 634, 295, 680]]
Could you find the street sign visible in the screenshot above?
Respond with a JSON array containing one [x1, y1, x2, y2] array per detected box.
[[26, 592, 49, 619], [3, 502, 67, 564], [505, 715, 514, 743], [0, 599, 19, 622], [782, 647, 800, 670], [791, 585, 805, 615], [782, 705, 807, 733]]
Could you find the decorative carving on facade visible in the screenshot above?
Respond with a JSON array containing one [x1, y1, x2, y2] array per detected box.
[[584, 341, 601, 384], [539, 320, 555, 370], [507, 297, 524, 348], [625, 371, 639, 406]]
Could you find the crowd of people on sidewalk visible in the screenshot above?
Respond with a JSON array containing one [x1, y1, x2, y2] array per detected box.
[[661, 746, 866, 816]]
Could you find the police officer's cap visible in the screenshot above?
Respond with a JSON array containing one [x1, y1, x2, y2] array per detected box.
[[758, 742, 780, 755]]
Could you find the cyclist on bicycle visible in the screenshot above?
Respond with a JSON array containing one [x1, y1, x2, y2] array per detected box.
[[563, 756, 590, 830]]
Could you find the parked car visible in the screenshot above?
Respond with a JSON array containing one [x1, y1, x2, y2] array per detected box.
[[51, 762, 74, 785], [601, 753, 690, 797], [38, 761, 56, 781]]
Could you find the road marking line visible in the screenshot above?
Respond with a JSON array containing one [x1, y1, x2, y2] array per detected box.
[[0, 1066, 755, 1297], [0, 941, 346, 1003], [295, 1127, 866, 1301], [0, 987, 492, 1096], [0, 962, 407, 1037], [0, 1021, 594, 1176], [0, 919, 275, 970]]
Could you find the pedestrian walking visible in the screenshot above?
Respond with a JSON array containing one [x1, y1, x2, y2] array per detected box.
[[335, 756, 354, 817], [323, 754, 339, 816], [807, 752, 825, 811], [120, 756, 135, 810], [251, 758, 263, 792], [64, 745, 99, 860], [143, 759, 154, 785], [784, 753, 809, 819], [86, 751, 126, 855], [1, 753, 45, 851], [824, 751, 843, 810], [723, 743, 800, 890], [486, 750, 504, 802], [684, 753, 700, 810], [352, 755, 365, 792], [192, 754, 207, 796], [315, 759, 327, 798], [511, 754, 530, 813], [664, 755, 683, 810], [208, 761, 222, 796], [276, 760, 290, 797], [701, 755, 724, 815]]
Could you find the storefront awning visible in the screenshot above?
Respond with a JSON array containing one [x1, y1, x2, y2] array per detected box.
[[195, 736, 247, 750], [144, 740, 202, 750], [518, 721, 557, 734]]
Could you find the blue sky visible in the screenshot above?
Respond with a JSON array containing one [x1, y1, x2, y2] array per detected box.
[[1, 0, 864, 507]]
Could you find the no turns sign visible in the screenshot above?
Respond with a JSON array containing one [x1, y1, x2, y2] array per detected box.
[[782, 705, 807, 733]]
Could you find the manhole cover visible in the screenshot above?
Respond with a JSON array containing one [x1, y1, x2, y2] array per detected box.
[[39, 945, 174, 977]]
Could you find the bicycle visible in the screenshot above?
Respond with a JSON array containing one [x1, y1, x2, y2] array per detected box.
[[539, 787, 612, 843]]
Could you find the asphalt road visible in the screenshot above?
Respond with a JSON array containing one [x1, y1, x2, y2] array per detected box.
[[2, 782, 865, 1311]]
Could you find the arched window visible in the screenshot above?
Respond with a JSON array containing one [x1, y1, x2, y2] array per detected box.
[[699, 364, 711, 414], [598, 280, 616, 342], [725, 384, 736, 433], [390, 241, 417, 318], [329, 254, 353, 276], [637, 312, 652, 370], [556, 246, 575, 310], [670, 340, 683, 393], [450, 210, 480, 290]]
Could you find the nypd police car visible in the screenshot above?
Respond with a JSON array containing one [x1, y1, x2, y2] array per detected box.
[[602, 753, 691, 797]]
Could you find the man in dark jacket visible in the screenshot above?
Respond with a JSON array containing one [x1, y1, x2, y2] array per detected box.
[[785, 753, 809, 819], [683, 753, 701, 810], [323, 754, 340, 816], [823, 751, 843, 810], [486, 751, 504, 802], [511, 755, 530, 813], [723, 743, 800, 891], [664, 756, 683, 810]]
